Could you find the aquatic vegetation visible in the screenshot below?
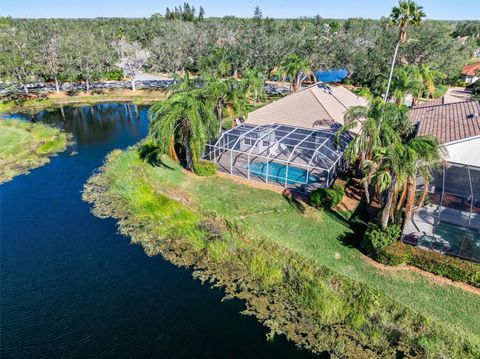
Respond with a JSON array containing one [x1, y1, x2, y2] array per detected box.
[[83, 148, 480, 358], [0, 119, 70, 184]]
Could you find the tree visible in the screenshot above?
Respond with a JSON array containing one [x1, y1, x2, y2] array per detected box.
[[384, 0, 426, 101], [0, 27, 39, 95], [113, 40, 150, 91], [243, 68, 267, 107], [198, 7, 205, 21], [253, 6, 263, 20], [149, 89, 216, 169], [279, 54, 314, 93], [39, 35, 63, 93]]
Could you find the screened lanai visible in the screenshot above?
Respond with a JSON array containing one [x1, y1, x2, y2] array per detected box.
[[403, 162, 480, 262], [203, 123, 352, 191]]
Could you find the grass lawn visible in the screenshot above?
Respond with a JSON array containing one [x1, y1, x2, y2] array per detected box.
[[0, 119, 69, 183], [85, 148, 480, 356]]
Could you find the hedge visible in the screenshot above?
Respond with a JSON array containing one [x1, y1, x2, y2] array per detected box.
[[376, 242, 480, 288], [194, 160, 217, 177], [310, 184, 345, 208]]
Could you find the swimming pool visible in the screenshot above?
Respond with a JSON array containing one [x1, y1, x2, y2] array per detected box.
[[247, 161, 320, 186], [419, 221, 480, 261], [316, 69, 348, 83]]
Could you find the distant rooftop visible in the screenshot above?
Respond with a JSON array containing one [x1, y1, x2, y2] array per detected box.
[[246, 82, 368, 129], [409, 100, 480, 144], [462, 63, 480, 76]]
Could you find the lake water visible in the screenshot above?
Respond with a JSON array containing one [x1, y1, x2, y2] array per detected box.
[[0, 103, 320, 358]]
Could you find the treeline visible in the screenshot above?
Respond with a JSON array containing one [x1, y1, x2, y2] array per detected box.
[[0, 9, 477, 95]]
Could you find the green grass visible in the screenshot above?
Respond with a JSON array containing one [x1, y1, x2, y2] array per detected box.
[[85, 148, 480, 357], [0, 119, 69, 183]]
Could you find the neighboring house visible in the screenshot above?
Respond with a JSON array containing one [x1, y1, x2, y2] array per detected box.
[[462, 63, 480, 84], [203, 83, 368, 191], [404, 101, 480, 262], [473, 49, 480, 58], [246, 82, 369, 130], [409, 100, 480, 166]]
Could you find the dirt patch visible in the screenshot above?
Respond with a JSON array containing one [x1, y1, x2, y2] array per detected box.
[[361, 253, 480, 296]]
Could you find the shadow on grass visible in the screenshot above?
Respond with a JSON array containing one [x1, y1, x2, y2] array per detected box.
[[138, 143, 179, 171]]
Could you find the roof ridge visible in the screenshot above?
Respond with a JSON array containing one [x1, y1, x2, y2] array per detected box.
[[412, 99, 480, 111]]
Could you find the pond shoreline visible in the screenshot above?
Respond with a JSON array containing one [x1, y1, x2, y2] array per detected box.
[[82, 149, 480, 358], [0, 119, 71, 184]]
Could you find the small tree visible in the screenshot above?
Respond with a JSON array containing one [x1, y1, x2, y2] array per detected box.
[[113, 40, 150, 91], [40, 35, 63, 93], [279, 54, 314, 93]]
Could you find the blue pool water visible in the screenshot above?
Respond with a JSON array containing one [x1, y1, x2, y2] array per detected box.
[[316, 69, 348, 83], [248, 162, 319, 185]]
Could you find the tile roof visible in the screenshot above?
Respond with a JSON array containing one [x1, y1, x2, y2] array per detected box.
[[409, 100, 480, 144], [246, 83, 368, 129], [462, 63, 480, 76]]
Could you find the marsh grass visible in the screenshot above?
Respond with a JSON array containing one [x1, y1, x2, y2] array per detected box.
[[0, 119, 69, 184], [84, 148, 480, 357]]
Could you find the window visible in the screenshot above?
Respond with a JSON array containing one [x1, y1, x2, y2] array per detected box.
[[244, 138, 253, 145], [262, 140, 269, 146]]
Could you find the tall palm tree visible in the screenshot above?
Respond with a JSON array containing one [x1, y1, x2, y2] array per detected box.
[[389, 65, 422, 105], [384, 0, 426, 102], [243, 68, 267, 107], [149, 90, 216, 170], [279, 54, 314, 93]]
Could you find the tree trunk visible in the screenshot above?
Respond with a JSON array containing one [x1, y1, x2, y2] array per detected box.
[[396, 183, 408, 211], [131, 78, 136, 91], [169, 135, 180, 163], [216, 103, 223, 134], [384, 40, 401, 102], [22, 83, 29, 95], [54, 76, 60, 93], [405, 177, 417, 220], [415, 176, 429, 211], [184, 133, 194, 171], [363, 178, 371, 204], [85, 79, 90, 93], [253, 89, 258, 108], [381, 176, 396, 229]]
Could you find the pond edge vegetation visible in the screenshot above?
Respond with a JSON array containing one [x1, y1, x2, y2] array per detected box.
[[83, 149, 479, 358]]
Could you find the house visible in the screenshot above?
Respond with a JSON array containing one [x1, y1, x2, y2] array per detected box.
[[203, 83, 368, 191], [473, 49, 480, 58], [246, 82, 369, 130], [404, 101, 480, 262], [462, 63, 480, 84]]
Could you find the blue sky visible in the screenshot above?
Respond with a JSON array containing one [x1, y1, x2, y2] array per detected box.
[[2, 0, 479, 20]]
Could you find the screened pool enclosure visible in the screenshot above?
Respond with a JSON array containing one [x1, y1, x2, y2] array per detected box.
[[403, 162, 480, 262], [203, 123, 351, 191]]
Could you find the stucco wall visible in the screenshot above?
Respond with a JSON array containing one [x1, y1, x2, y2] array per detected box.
[[443, 136, 480, 166]]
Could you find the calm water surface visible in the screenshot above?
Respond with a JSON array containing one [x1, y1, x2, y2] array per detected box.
[[0, 103, 320, 358]]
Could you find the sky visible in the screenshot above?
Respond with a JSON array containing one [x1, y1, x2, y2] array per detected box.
[[2, 0, 479, 20]]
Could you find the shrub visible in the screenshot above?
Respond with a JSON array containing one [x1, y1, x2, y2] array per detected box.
[[194, 160, 217, 177], [409, 248, 480, 288], [375, 241, 411, 266], [103, 69, 123, 81], [310, 185, 345, 208], [376, 241, 480, 287], [364, 224, 401, 253]]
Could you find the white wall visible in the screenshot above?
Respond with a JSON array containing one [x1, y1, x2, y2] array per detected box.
[[465, 75, 479, 84], [443, 137, 480, 166]]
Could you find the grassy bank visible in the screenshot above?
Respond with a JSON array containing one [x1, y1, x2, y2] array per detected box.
[[0, 89, 168, 114], [83, 148, 480, 358], [0, 119, 70, 184]]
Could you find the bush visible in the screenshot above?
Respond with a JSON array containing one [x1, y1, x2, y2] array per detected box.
[[103, 69, 123, 81], [194, 160, 217, 177], [364, 224, 401, 253], [375, 241, 411, 266], [310, 185, 345, 208], [376, 242, 480, 287]]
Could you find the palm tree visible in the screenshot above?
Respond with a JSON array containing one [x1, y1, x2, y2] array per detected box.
[[149, 90, 216, 170], [389, 65, 422, 105], [243, 68, 267, 107], [203, 77, 248, 133], [418, 64, 445, 99], [384, 0, 426, 102], [279, 54, 314, 93]]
